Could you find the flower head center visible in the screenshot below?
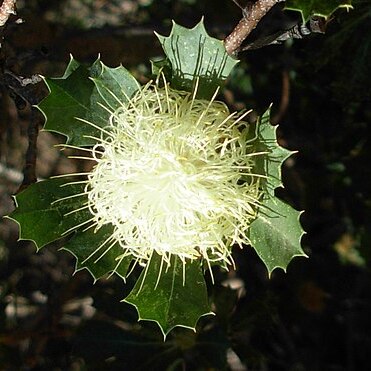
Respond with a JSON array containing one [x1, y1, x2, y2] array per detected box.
[[85, 82, 261, 266]]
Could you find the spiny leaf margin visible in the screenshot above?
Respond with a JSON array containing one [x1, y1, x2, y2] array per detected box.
[[124, 252, 213, 339], [9, 19, 308, 337], [61, 225, 132, 282], [7, 178, 91, 250], [249, 109, 306, 275], [38, 56, 139, 146], [249, 196, 307, 275], [7, 178, 132, 281], [252, 108, 295, 197], [155, 18, 239, 99], [285, 0, 353, 21]]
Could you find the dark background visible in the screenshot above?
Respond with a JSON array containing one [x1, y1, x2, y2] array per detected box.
[[0, 0, 370, 370]]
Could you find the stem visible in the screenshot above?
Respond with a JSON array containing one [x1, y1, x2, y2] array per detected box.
[[224, 0, 285, 55], [19, 110, 40, 191]]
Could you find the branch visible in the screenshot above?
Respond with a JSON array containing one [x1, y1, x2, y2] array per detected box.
[[240, 16, 327, 51], [224, 0, 285, 55], [18, 110, 41, 192], [0, 0, 16, 27]]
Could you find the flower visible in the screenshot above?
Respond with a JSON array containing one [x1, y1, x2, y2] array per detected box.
[[67, 80, 263, 271]]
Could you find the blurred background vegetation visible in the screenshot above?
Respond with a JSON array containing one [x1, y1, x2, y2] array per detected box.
[[0, 0, 370, 369]]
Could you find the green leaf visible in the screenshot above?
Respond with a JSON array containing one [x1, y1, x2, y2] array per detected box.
[[124, 252, 213, 338], [155, 19, 239, 98], [90, 61, 140, 112], [8, 178, 132, 281], [249, 196, 307, 275], [62, 225, 132, 281], [253, 108, 294, 196], [38, 57, 139, 146], [248, 109, 306, 274], [39, 57, 97, 146], [7, 178, 91, 250], [285, 0, 353, 21]]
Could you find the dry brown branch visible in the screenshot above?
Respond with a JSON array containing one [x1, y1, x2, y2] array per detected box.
[[225, 0, 285, 55], [18, 110, 41, 192], [0, 0, 16, 27]]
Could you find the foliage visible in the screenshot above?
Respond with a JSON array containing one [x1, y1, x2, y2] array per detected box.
[[38, 58, 139, 146], [8, 19, 305, 336], [285, 0, 353, 20], [2, 0, 370, 370], [154, 20, 238, 98]]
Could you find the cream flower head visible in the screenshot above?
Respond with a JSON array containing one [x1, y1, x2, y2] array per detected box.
[[80, 79, 263, 271]]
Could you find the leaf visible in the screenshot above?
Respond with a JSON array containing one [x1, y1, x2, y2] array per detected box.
[[7, 178, 91, 250], [62, 225, 132, 281], [248, 109, 306, 274], [124, 252, 213, 338], [8, 178, 132, 281], [253, 108, 294, 196], [38, 57, 139, 146], [155, 19, 239, 99], [90, 61, 140, 112], [285, 0, 353, 21], [38, 57, 97, 146], [249, 196, 307, 275]]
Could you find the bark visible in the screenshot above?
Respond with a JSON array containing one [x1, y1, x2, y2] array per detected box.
[[224, 0, 285, 55]]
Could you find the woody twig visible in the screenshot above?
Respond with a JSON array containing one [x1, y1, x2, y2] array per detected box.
[[225, 0, 285, 55]]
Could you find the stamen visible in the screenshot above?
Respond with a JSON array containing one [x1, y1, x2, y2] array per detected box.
[[62, 80, 266, 277], [51, 192, 87, 205], [51, 172, 91, 179], [67, 156, 94, 161], [63, 203, 90, 216], [61, 217, 96, 236], [54, 144, 103, 155], [80, 234, 115, 264], [194, 87, 220, 127], [75, 117, 115, 138], [154, 255, 165, 290], [93, 240, 117, 264]]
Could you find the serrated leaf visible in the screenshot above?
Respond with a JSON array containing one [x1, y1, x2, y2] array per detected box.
[[249, 196, 307, 275], [62, 225, 132, 281], [39, 57, 98, 146], [156, 19, 239, 98], [90, 61, 140, 112], [285, 0, 353, 21], [253, 109, 294, 196], [38, 57, 139, 146], [124, 252, 213, 338], [7, 178, 91, 250]]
